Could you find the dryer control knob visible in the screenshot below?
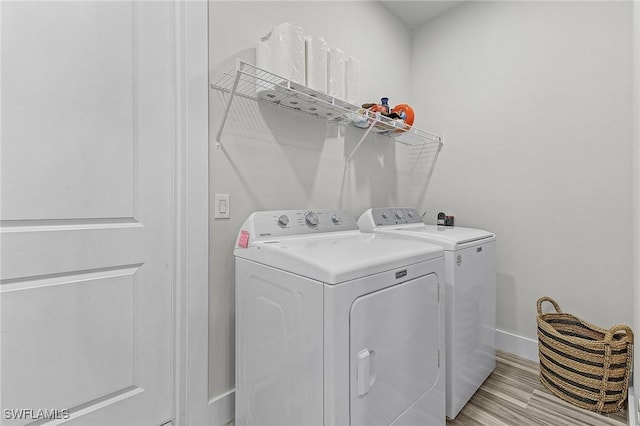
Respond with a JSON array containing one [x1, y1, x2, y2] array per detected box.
[[305, 211, 319, 228], [394, 209, 405, 219], [331, 214, 342, 225], [277, 214, 289, 228], [381, 210, 389, 219]]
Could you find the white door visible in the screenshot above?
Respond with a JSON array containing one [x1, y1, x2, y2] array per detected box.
[[349, 274, 440, 426], [1, 2, 175, 425]]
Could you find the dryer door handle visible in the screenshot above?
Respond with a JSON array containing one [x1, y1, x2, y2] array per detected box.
[[357, 348, 376, 398]]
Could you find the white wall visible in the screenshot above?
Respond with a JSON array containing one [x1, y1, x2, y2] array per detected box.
[[208, 1, 421, 400], [412, 1, 634, 349], [209, 0, 636, 410]]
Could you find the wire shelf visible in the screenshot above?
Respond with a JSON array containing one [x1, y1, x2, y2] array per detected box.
[[211, 60, 443, 161]]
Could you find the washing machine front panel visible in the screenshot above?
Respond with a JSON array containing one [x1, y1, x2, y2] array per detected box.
[[357, 207, 497, 420], [349, 273, 441, 426], [235, 258, 324, 426], [447, 241, 496, 417], [235, 210, 446, 426]]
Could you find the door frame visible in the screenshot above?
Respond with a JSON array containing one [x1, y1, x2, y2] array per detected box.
[[172, 0, 210, 425]]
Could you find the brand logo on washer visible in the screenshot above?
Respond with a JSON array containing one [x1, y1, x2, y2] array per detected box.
[[395, 269, 407, 279], [456, 254, 463, 266]]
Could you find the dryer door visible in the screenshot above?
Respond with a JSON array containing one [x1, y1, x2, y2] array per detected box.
[[349, 273, 441, 426]]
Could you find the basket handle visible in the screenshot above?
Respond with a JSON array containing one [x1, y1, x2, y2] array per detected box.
[[604, 325, 634, 344], [537, 296, 561, 315]]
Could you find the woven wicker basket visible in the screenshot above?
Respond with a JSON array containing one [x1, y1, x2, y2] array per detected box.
[[536, 296, 633, 413]]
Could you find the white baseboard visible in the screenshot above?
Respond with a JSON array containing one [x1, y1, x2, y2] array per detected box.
[[495, 328, 539, 362], [629, 387, 638, 426], [210, 389, 234, 426]]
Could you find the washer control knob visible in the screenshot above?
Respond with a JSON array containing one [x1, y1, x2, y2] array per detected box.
[[277, 214, 289, 228], [331, 214, 342, 225], [381, 210, 389, 219], [407, 210, 415, 218], [394, 209, 405, 219], [305, 211, 319, 228]]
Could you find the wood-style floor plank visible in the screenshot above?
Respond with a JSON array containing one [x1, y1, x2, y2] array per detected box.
[[447, 350, 628, 426], [228, 350, 629, 425]]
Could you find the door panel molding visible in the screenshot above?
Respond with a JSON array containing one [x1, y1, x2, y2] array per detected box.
[[35, 386, 144, 426], [0, 226, 144, 281], [0, 1, 136, 222], [2, 271, 137, 412], [0, 264, 142, 292], [0, 218, 141, 231]]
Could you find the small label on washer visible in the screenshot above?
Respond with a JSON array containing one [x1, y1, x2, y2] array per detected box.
[[238, 230, 250, 248], [395, 269, 407, 279]]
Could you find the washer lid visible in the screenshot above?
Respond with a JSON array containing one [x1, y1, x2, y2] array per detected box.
[[383, 225, 495, 250], [234, 231, 443, 284]]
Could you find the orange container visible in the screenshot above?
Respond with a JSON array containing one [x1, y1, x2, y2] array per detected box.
[[391, 104, 415, 126]]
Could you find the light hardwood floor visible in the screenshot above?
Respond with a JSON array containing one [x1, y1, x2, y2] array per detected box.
[[447, 350, 628, 426], [228, 350, 629, 426]]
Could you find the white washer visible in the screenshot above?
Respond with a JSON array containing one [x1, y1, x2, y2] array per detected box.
[[358, 207, 497, 420], [234, 209, 446, 426]]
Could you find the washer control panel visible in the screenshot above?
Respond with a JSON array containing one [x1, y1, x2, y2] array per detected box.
[[358, 207, 424, 232], [371, 207, 422, 226], [247, 209, 358, 241]]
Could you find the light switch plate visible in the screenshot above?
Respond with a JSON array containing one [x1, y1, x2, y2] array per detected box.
[[214, 194, 230, 219]]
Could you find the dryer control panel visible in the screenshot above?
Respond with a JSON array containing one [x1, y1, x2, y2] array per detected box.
[[238, 209, 358, 246], [358, 207, 424, 232]]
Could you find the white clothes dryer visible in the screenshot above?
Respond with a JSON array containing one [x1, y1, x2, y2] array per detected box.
[[358, 207, 497, 420], [233, 209, 446, 426]]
